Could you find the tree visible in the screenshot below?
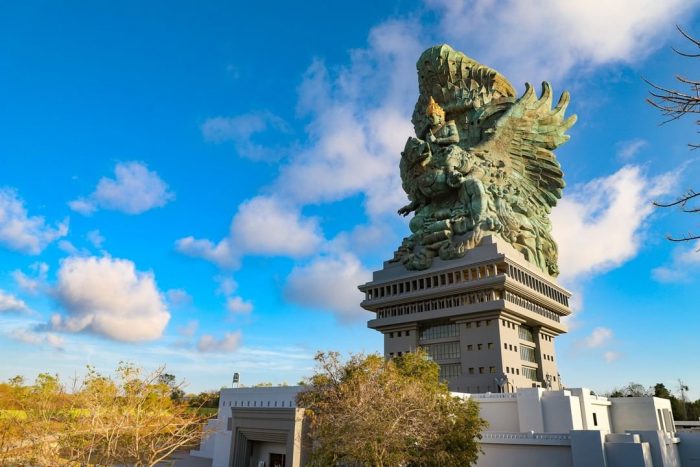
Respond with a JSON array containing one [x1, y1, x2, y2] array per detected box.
[[297, 351, 487, 467], [647, 26, 700, 243], [607, 382, 651, 398], [0, 364, 209, 466]]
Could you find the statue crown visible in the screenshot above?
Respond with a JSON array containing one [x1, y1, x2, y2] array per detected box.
[[426, 96, 445, 118]]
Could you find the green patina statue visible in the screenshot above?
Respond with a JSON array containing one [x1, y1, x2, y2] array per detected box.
[[393, 45, 576, 276]]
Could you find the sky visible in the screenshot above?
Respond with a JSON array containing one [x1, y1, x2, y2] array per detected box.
[[1, 0, 699, 398]]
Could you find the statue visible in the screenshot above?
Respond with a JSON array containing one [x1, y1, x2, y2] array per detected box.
[[393, 45, 576, 276]]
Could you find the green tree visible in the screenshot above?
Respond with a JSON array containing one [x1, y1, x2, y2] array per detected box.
[[608, 382, 651, 398], [654, 383, 672, 399], [297, 351, 487, 467]]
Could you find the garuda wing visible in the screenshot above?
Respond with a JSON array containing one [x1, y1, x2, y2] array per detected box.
[[476, 82, 576, 211]]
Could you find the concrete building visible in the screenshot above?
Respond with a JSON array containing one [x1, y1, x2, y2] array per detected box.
[[190, 236, 700, 466], [359, 235, 570, 392], [192, 385, 700, 467], [191, 386, 306, 467]]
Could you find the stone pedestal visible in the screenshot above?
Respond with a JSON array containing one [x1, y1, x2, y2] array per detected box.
[[359, 235, 571, 392]]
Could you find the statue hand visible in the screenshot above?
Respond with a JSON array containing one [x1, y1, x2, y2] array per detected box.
[[398, 205, 412, 216]]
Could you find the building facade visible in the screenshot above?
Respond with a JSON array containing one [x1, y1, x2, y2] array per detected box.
[[359, 235, 571, 392]]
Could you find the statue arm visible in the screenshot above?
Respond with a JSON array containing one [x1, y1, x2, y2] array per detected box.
[[435, 121, 459, 145]]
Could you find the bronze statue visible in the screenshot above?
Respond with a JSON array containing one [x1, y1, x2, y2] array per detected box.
[[393, 45, 576, 276]]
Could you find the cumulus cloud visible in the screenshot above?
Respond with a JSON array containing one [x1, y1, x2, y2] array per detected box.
[[652, 240, 700, 283], [179, 21, 420, 276], [0, 189, 68, 254], [425, 0, 695, 82], [552, 165, 676, 282], [0, 290, 31, 314], [86, 229, 105, 248], [284, 253, 371, 323], [166, 288, 193, 307], [201, 111, 291, 161], [197, 331, 242, 353], [13, 262, 49, 295], [176, 195, 323, 267], [177, 320, 199, 338], [616, 139, 647, 161], [231, 196, 323, 256], [226, 296, 253, 315], [604, 351, 622, 363], [10, 328, 64, 349], [175, 237, 235, 269], [69, 162, 174, 215], [50, 256, 170, 342], [578, 326, 614, 349]]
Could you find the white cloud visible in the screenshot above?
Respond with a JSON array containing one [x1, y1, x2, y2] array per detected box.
[[552, 165, 675, 282], [177, 320, 199, 338], [179, 21, 420, 275], [58, 240, 90, 256], [215, 276, 238, 296], [166, 288, 192, 307], [69, 161, 174, 215], [13, 262, 49, 295], [231, 196, 323, 256], [10, 328, 64, 349], [197, 331, 242, 353], [175, 237, 235, 269], [50, 256, 170, 342], [86, 229, 105, 248], [176, 195, 323, 267], [226, 296, 253, 315], [284, 253, 371, 323], [201, 112, 290, 161], [579, 326, 614, 349], [0, 290, 30, 314], [652, 240, 700, 283], [616, 139, 647, 161], [274, 21, 421, 217], [0, 189, 68, 254], [425, 0, 695, 83], [604, 351, 622, 363]]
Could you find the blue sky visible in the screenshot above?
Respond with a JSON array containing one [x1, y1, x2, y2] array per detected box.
[[1, 1, 699, 397]]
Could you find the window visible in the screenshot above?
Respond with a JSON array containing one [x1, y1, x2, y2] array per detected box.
[[516, 369, 520, 375], [520, 346, 536, 363], [519, 325, 535, 342], [397, 331, 402, 337], [388, 332, 393, 338], [439, 363, 461, 379], [476, 321, 481, 328], [466, 322, 472, 328], [405, 330, 410, 337], [506, 366, 510, 373], [593, 413, 598, 427], [419, 323, 458, 341], [486, 320, 491, 326], [467, 345, 473, 351], [504, 343, 508, 350], [490, 367, 496, 373], [522, 366, 537, 380], [509, 344, 513, 351], [469, 368, 474, 374], [423, 341, 460, 360], [477, 344, 483, 351], [488, 342, 494, 349], [479, 367, 485, 374], [502, 319, 506, 326]]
